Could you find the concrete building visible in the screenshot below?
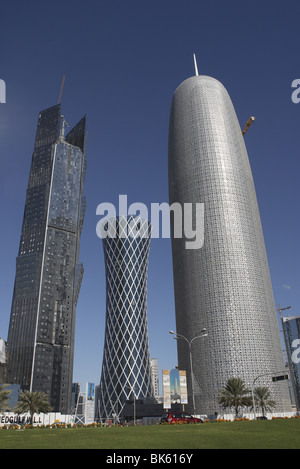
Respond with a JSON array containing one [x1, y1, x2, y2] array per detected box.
[[168, 66, 291, 416], [150, 358, 159, 400]]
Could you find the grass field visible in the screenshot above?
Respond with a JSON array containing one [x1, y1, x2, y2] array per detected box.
[[0, 419, 300, 449]]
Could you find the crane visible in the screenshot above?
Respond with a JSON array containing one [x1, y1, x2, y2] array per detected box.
[[242, 116, 255, 136], [58, 75, 66, 104]]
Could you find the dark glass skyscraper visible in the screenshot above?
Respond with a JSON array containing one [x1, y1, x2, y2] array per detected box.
[[168, 72, 291, 416], [98, 216, 153, 421], [6, 104, 86, 413]]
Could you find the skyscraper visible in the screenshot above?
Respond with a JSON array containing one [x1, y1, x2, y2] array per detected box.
[[168, 70, 291, 416], [282, 316, 300, 410], [6, 104, 86, 413], [150, 358, 159, 400], [98, 216, 153, 421]]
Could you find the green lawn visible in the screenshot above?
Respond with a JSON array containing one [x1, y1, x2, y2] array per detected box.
[[0, 419, 300, 449]]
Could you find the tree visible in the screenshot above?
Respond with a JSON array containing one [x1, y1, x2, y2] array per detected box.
[[14, 391, 52, 425], [218, 377, 252, 418], [0, 385, 11, 412], [253, 386, 276, 417]]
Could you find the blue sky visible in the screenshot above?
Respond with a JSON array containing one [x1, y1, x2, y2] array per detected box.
[[0, 0, 299, 391]]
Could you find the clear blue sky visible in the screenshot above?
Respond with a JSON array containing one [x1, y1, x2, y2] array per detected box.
[[0, 0, 299, 391]]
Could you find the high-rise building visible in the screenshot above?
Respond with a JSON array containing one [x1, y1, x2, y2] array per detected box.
[[98, 216, 153, 421], [6, 104, 87, 413], [0, 338, 7, 382], [168, 70, 291, 416], [282, 316, 300, 410], [150, 358, 159, 399], [73, 382, 95, 424], [72, 382, 81, 414], [0, 338, 6, 364]]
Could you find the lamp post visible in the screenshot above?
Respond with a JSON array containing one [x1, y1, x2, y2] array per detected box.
[[169, 329, 208, 416], [277, 304, 292, 319]]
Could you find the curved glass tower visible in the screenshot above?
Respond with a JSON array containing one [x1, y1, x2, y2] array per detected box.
[[168, 74, 291, 416], [98, 216, 153, 421]]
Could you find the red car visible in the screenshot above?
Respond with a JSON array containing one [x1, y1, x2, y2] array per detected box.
[[161, 412, 203, 424]]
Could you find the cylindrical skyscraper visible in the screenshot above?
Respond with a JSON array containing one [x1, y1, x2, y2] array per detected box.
[[98, 216, 153, 421], [168, 73, 291, 417]]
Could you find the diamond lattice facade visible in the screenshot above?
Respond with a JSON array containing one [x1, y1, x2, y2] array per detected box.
[[6, 104, 87, 413], [168, 75, 291, 416], [98, 216, 153, 420]]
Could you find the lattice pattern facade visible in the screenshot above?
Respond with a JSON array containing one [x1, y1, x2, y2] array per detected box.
[[168, 75, 291, 416], [98, 216, 153, 420]]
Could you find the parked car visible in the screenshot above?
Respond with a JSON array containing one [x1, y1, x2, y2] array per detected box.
[[161, 412, 203, 424]]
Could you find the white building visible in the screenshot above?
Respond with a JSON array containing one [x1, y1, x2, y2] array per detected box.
[[150, 358, 159, 399], [0, 338, 6, 364]]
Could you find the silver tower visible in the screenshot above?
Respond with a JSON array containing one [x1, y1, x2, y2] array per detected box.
[[98, 216, 153, 421], [168, 70, 291, 417]]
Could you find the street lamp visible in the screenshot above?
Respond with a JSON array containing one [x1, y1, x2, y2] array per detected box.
[[277, 305, 291, 318], [169, 329, 208, 416]]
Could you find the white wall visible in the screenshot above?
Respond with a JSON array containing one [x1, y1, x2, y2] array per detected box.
[[0, 412, 73, 426]]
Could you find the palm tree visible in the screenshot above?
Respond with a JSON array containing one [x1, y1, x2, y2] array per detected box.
[[253, 386, 276, 417], [0, 385, 11, 412], [218, 377, 252, 418], [14, 391, 52, 425]]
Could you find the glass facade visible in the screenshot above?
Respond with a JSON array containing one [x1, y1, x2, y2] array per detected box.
[[168, 75, 291, 416], [6, 104, 86, 413], [98, 216, 153, 421], [282, 316, 300, 410]]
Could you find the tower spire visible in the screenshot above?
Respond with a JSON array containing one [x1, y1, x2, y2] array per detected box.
[[60, 114, 69, 140], [193, 53, 199, 76]]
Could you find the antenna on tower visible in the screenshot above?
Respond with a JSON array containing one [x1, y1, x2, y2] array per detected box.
[[60, 115, 69, 140], [58, 74, 66, 104], [193, 53, 199, 77]]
